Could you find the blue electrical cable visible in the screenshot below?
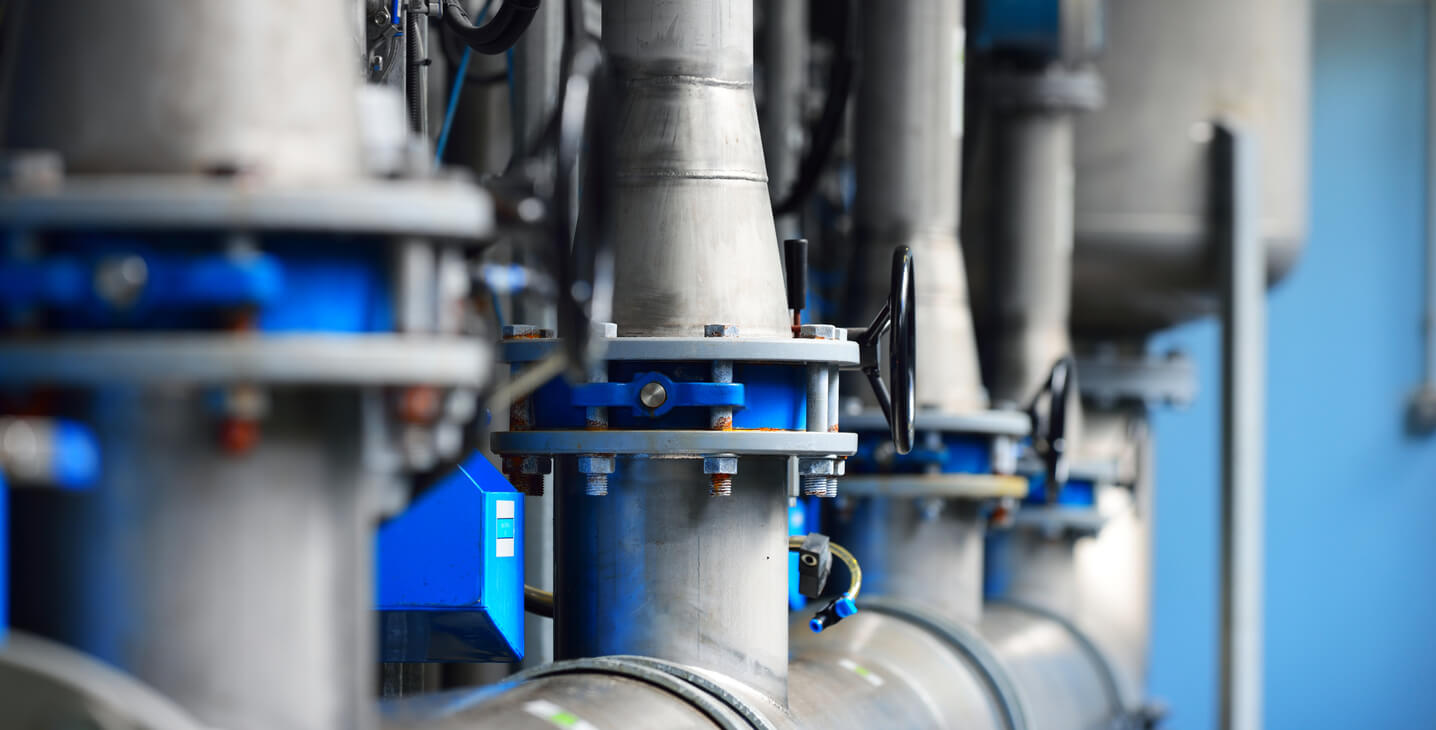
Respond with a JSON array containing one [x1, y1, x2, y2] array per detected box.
[[434, 45, 473, 167], [434, 2, 496, 167]]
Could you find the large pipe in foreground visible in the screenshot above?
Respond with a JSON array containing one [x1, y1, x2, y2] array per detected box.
[[11, 390, 379, 730]]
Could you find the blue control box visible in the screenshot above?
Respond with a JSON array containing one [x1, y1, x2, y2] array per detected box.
[[376, 454, 524, 662]]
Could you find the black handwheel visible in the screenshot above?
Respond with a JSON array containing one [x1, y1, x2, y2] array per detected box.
[[854, 246, 917, 455], [1027, 355, 1074, 501], [553, 43, 614, 378]]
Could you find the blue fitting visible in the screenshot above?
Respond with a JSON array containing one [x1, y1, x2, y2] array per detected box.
[[809, 595, 857, 633], [52, 420, 100, 490]]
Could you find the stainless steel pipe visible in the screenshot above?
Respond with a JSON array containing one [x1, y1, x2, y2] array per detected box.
[[10, 388, 380, 730], [602, 0, 791, 338], [852, 0, 986, 413]]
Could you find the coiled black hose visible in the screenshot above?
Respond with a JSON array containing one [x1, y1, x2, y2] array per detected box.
[[443, 0, 542, 55], [771, 0, 859, 217]]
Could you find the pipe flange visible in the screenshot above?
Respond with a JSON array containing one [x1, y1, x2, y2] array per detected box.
[[839, 473, 1029, 500], [506, 657, 757, 730], [492, 429, 856, 458], [992, 600, 1130, 724], [842, 410, 1032, 439], [499, 336, 861, 368], [859, 597, 1031, 730], [0, 334, 493, 386], [0, 175, 494, 241]]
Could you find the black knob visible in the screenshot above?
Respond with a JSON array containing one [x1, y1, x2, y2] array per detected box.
[[784, 238, 809, 314]]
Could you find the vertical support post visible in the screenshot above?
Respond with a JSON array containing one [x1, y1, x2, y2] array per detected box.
[[1214, 123, 1265, 730]]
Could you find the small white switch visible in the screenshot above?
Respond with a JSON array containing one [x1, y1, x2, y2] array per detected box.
[[495, 499, 515, 519]]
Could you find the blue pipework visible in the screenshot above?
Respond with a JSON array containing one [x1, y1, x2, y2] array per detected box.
[[0, 237, 395, 333], [529, 362, 812, 431]]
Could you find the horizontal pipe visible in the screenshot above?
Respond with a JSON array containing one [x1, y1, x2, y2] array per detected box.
[[387, 599, 1125, 730]]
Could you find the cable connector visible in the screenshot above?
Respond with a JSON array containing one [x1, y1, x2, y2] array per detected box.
[[808, 594, 858, 633]]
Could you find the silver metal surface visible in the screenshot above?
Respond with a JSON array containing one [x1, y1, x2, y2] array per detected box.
[[759, 0, 808, 240], [510, 0, 564, 156], [838, 473, 1028, 500], [0, 176, 494, 239], [841, 409, 1031, 438], [492, 429, 856, 458], [381, 674, 746, 729], [9, 387, 380, 730], [852, 0, 986, 414], [1217, 125, 1265, 730], [0, 334, 494, 386], [600, 0, 791, 338], [978, 603, 1116, 730], [1077, 349, 1198, 408], [3, 0, 363, 181], [787, 609, 1007, 730], [500, 336, 861, 366], [834, 500, 988, 625], [1071, 0, 1310, 333], [975, 101, 1077, 405], [0, 631, 202, 730], [554, 457, 791, 702]]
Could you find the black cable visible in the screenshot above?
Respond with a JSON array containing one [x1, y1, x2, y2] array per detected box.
[[771, 0, 859, 217], [439, 0, 511, 86], [443, 0, 541, 55], [405, 11, 426, 133]]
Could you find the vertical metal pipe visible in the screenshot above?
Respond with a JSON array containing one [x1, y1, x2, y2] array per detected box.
[[601, 0, 791, 337], [838, 500, 986, 624], [10, 388, 378, 730], [510, 0, 564, 158], [1215, 124, 1265, 730], [759, 0, 808, 240], [853, 0, 986, 414], [553, 458, 790, 702], [986, 108, 1076, 405], [3, 0, 363, 181]]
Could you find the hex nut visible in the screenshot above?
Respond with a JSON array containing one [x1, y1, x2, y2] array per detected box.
[[577, 455, 615, 474], [797, 457, 836, 476], [501, 324, 539, 340], [797, 324, 838, 340], [704, 324, 739, 338], [518, 455, 553, 475], [703, 456, 739, 475]]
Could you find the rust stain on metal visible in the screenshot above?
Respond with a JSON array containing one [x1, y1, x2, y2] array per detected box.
[[711, 414, 733, 431], [586, 417, 609, 431]]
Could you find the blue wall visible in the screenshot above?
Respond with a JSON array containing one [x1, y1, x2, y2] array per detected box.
[[1148, 2, 1436, 728]]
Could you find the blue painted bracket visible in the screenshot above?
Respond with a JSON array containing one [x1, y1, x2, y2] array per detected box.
[[376, 454, 524, 662], [0, 253, 283, 310], [570, 371, 744, 418]]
